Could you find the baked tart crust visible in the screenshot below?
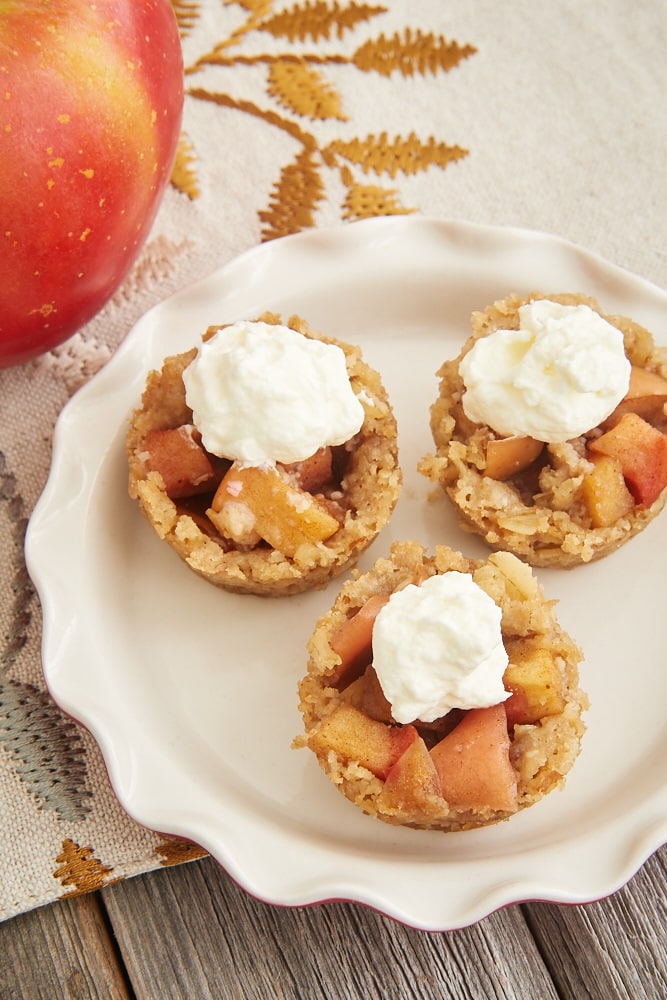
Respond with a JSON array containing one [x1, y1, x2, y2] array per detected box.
[[295, 540, 587, 832], [126, 314, 401, 595], [419, 292, 667, 567]]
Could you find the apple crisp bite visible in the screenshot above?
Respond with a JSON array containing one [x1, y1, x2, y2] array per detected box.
[[419, 293, 667, 567], [126, 314, 401, 595], [295, 541, 587, 832]]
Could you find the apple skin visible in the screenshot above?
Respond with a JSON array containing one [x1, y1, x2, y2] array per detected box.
[[0, 0, 184, 367]]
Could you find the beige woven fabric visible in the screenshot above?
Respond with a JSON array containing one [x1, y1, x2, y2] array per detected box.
[[1, 0, 665, 920]]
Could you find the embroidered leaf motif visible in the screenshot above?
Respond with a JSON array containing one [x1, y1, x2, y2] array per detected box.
[[0, 677, 92, 821], [259, 1, 387, 42], [155, 836, 208, 866], [233, 0, 271, 12], [259, 148, 325, 241], [268, 60, 347, 120], [340, 166, 413, 220], [54, 839, 119, 896], [172, 0, 201, 37], [324, 131, 468, 178], [170, 133, 201, 199], [185, 6, 477, 234], [352, 29, 477, 77]]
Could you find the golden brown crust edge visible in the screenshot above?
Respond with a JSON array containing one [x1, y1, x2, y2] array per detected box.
[[126, 313, 401, 596], [296, 540, 588, 832], [419, 292, 667, 568]]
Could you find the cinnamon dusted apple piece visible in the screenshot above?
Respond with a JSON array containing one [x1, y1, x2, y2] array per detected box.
[[307, 702, 419, 781], [295, 540, 587, 832], [581, 454, 634, 528], [282, 447, 334, 493], [139, 425, 223, 499], [484, 435, 544, 481], [327, 593, 390, 688], [604, 366, 667, 426], [502, 637, 567, 727], [207, 462, 341, 556], [339, 665, 394, 724], [381, 736, 444, 818], [429, 705, 518, 814], [588, 412, 667, 508]]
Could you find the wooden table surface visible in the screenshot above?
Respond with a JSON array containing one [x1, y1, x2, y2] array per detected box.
[[2, 843, 666, 998]]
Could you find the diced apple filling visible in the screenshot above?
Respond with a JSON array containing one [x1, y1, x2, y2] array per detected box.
[[429, 705, 518, 813], [381, 736, 444, 812], [139, 425, 349, 556], [503, 637, 566, 726], [588, 411, 667, 507], [581, 453, 634, 527], [282, 447, 333, 493], [328, 594, 390, 688], [480, 369, 667, 521], [308, 703, 419, 780], [139, 425, 220, 499], [485, 435, 544, 480], [308, 595, 580, 814], [209, 463, 341, 556]]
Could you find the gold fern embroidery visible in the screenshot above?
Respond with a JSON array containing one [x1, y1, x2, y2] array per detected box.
[[179, 5, 478, 237], [268, 60, 347, 120], [154, 836, 208, 866], [54, 840, 120, 896], [341, 165, 413, 219], [259, 1, 387, 42], [170, 133, 201, 199], [259, 147, 325, 240], [171, 0, 201, 37], [324, 132, 468, 178], [231, 0, 271, 12], [353, 28, 477, 76]]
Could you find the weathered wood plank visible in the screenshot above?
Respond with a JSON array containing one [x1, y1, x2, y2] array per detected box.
[[0, 892, 131, 1000], [102, 856, 559, 1000], [524, 845, 667, 1000]]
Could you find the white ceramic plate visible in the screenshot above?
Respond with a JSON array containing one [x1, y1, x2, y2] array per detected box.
[[26, 217, 667, 931]]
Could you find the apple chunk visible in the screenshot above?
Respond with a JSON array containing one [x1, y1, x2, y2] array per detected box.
[[140, 425, 219, 499], [327, 594, 390, 688], [380, 735, 444, 811], [339, 665, 394, 723], [485, 436, 544, 480], [208, 462, 341, 555], [589, 412, 667, 507], [281, 447, 333, 493], [503, 638, 566, 727], [429, 704, 518, 813], [606, 366, 667, 426], [581, 453, 635, 528], [307, 703, 419, 780]]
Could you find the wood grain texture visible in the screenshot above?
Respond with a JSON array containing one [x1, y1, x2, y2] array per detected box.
[[101, 857, 559, 1000], [0, 892, 131, 1000], [524, 846, 667, 1000]]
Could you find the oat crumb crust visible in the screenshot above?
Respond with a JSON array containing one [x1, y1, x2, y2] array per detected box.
[[296, 540, 588, 832], [126, 314, 401, 595], [419, 292, 667, 567]]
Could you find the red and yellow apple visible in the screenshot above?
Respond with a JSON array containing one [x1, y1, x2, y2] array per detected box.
[[0, 0, 184, 367]]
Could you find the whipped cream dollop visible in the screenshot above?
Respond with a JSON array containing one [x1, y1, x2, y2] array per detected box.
[[459, 300, 631, 443], [372, 573, 509, 725], [182, 320, 365, 464]]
